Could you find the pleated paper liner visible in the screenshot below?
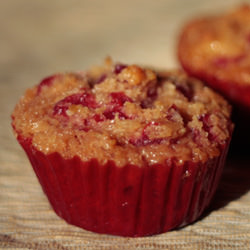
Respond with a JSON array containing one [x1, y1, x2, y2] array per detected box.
[[17, 135, 230, 237]]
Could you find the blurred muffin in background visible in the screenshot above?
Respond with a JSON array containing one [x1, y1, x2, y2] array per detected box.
[[178, 5, 250, 156]]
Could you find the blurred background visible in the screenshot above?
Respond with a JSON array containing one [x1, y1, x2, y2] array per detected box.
[[1, 0, 249, 85], [1, 0, 250, 248]]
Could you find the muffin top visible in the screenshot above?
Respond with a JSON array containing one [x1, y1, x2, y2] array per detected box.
[[178, 5, 250, 107], [12, 58, 232, 166]]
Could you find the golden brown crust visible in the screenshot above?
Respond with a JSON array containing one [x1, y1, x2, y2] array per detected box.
[[12, 59, 233, 166], [178, 5, 250, 107]]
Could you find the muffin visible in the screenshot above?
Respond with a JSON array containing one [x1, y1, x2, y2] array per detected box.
[[11, 58, 233, 237], [178, 5, 250, 109]]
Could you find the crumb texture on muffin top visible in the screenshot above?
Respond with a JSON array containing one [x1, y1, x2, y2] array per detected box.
[[12, 58, 232, 166]]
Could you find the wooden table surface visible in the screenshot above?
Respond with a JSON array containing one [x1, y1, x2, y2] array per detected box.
[[1, 0, 250, 249]]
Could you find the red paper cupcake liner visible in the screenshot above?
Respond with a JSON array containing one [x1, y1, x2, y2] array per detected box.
[[17, 135, 230, 237]]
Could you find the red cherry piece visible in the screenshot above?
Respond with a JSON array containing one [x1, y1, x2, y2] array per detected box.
[[88, 74, 107, 88], [95, 74, 107, 84], [113, 64, 127, 74], [129, 122, 163, 146], [199, 113, 215, 141], [53, 92, 98, 116], [175, 81, 193, 101], [37, 75, 59, 94], [141, 86, 158, 108], [110, 92, 133, 106], [92, 114, 105, 122], [103, 92, 133, 120], [213, 54, 245, 68], [246, 33, 250, 43], [166, 104, 178, 121]]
